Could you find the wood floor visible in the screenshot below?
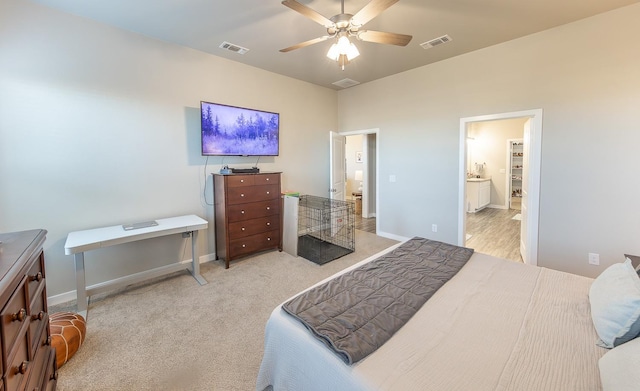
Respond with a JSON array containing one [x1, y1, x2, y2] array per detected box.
[[466, 207, 522, 262], [355, 214, 376, 234]]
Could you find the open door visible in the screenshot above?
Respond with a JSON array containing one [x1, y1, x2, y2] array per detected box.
[[520, 119, 531, 263], [329, 131, 346, 200]]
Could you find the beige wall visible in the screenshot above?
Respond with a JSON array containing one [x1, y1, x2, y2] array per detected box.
[[338, 4, 640, 277], [0, 0, 337, 297], [3, 0, 639, 301]]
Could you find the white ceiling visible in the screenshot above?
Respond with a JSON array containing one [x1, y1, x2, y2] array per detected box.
[[31, 0, 639, 90]]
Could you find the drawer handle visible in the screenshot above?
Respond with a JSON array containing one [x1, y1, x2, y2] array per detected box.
[[266, 178, 270, 181], [266, 207, 270, 210], [241, 227, 245, 231], [241, 210, 245, 214], [242, 244, 246, 248], [267, 237, 271, 241], [240, 193, 245, 197], [266, 222, 270, 226], [32, 311, 45, 321], [12, 308, 26, 322], [18, 361, 28, 375], [266, 191, 270, 195], [29, 272, 43, 282], [240, 179, 244, 183]]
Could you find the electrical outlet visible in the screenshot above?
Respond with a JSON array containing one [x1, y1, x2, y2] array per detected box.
[[588, 253, 600, 265], [432, 224, 438, 232]]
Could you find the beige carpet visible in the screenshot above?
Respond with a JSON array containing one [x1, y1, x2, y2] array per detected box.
[[52, 231, 398, 391]]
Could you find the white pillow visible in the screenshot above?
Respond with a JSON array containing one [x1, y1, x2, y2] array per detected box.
[[599, 336, 640, 390], [589, 259, 640, 348]]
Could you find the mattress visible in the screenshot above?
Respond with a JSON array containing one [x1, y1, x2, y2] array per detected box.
[[256, 247, 607, 391]]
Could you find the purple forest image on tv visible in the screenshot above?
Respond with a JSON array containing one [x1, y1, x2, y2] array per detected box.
[[201, 101, 279, 156]]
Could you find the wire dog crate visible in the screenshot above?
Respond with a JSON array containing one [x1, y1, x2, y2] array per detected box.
[[297, 195, 355, 265]]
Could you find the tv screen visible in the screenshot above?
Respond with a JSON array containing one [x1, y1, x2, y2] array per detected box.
[[201, 101, 279, 156]]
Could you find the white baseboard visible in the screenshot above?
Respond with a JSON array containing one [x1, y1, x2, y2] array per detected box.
[[47, 253, 217, 307], [488, 204, 508, 210], [376, 231, 410, 242]]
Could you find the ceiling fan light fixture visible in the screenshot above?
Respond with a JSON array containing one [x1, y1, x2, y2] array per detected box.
[[327, 35, 360, 64], [337, 36, 351, 52], [327, 43, 340, 60], [346, 42, 360, 60]]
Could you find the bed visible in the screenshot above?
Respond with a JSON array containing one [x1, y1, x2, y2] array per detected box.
[[256, 238, 640, 391]]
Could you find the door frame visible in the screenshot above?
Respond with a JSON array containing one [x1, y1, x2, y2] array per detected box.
[[338, 128, 380, 232], [329, 131, 346, 200], [458, 110, 542, 266]]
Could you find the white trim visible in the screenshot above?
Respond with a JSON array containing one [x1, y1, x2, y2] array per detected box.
[[459, 109, 542, 266], [376, 231, 410, 242], [339, 128, 380, 233]]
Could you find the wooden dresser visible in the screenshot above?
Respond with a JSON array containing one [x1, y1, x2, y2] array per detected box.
[[213, 172, 282, 268], [0, 229, 57, 391]]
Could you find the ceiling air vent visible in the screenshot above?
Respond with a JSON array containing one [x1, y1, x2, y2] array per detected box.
[[219, 41, 249, 55], [332, 78, 361, 89], [420, 34, 452, 50]]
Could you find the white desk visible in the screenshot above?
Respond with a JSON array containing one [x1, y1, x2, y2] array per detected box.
[[65, 214, 208, 317]]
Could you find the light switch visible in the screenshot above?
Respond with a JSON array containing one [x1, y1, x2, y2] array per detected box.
[[389, 175, 396, 183], [499, 168, 506, 173]]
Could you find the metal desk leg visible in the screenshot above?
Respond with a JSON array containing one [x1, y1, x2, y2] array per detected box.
[[74, 252, 88, 318], [190, 230, 207, 285]]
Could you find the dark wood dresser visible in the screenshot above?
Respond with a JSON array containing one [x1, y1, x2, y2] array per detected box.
[[0, 230, 57, 391], [213, 172, 282, 268]]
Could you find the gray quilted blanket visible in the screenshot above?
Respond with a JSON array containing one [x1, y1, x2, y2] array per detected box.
[[282, 237, 474, 364]]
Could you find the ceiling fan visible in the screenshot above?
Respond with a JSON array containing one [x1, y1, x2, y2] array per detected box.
[[280, 0, 412, 69]]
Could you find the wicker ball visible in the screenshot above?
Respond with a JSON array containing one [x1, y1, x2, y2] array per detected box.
[[50, 312, 86, 368]]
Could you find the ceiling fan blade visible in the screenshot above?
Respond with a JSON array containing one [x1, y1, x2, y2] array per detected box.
[[358, 30, 412, 46], [281, 0, 334, 28], [351, 0, 399, 26], [280, 36, 331, 53]]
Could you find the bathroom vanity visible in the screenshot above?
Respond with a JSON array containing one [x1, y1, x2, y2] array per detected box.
[[467, 178, 491, 213]]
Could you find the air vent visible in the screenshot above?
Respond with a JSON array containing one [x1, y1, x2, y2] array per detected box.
[[332, 78, 361, 89], [219, 41, 249, 55], [420, 34, 452, 50]]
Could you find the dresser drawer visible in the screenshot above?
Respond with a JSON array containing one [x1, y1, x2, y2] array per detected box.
[[1, 277, 28, 363], [228, 199, 280, 222], [25, 338, 50, 391], [44, 349, 57, 391], [226, 175, 255, 188], [228, 216, 280, 239], [5, 325, 29, 391], [227, 184, 280, 205], [26, 252, 45, 305], [254, 173, 280, 186], [28, 284, 48, 355], [228, 229, 280, 259]]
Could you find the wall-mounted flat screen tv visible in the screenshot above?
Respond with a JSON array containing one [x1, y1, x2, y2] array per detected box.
[[201, 101, 279, 156]]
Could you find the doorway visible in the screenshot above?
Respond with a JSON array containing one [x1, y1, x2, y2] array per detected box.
[[458, 110, 542, 266], [331, 128, 379, 234], [464, 120, 525, 262]]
